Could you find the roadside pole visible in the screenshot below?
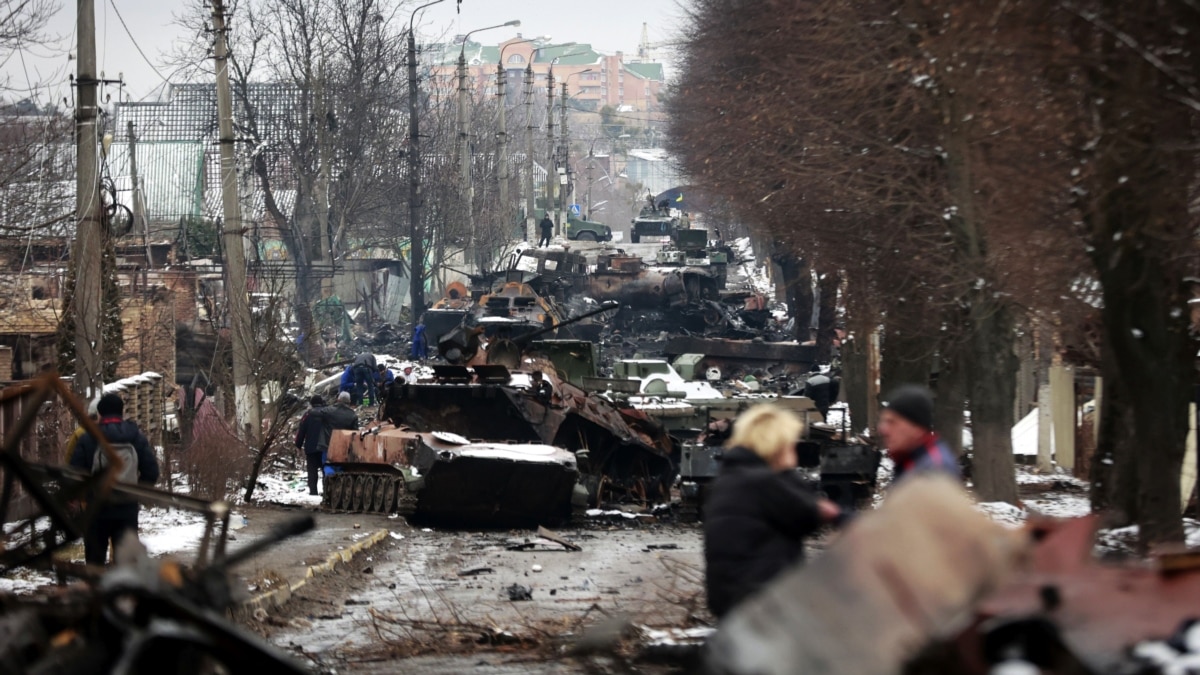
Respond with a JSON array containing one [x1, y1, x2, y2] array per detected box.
[[73, 0, 104, 399]]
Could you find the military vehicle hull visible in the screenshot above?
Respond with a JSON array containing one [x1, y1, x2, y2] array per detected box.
[[381, 375, 675, 506], [323, 426, 579, 527]]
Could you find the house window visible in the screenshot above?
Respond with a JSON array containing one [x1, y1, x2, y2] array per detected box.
[[508, 54, 525, 64]]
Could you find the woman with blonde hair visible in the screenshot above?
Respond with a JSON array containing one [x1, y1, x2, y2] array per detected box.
[[703, 404, 840, 618]]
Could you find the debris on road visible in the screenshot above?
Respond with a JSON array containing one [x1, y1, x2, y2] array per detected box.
[[505, 584, 533, 601]]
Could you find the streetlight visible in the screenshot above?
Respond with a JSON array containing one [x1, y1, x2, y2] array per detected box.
[[560, 68, 594, 224], [458, 20, 520, 272], [495, 37, 536, 242], [519, 42, 574, 242], [404, 0, 446, 315], [545, 51, 590, 234]]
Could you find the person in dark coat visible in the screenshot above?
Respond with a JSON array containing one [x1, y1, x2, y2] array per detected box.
[[878, 385, 960, 482], [376, 364, 395, 402], [323, 392, 359, 437], [294, 395, 327, 495], [703, 404, 840, 619], [70, 393, 160, 566], [538, 214, 554, 247]]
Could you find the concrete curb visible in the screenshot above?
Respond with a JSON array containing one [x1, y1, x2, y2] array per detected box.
[[236, 528, 389, 619]]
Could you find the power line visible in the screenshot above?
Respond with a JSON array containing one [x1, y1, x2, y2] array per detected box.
[[108, 0, 172, 85]]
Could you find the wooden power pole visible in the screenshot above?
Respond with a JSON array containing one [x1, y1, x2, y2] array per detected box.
[[72, 0, 104, 399], [523, 64, 535, 242], [210, 0, 260, 443], [128, 120, 152, 267]]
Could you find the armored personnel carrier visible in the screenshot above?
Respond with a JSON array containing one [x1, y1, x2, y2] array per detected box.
[[322, 426, 579, 527]]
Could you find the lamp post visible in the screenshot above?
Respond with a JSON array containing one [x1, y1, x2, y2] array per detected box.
[[546, 52, 587, 236], [458, 20, 520, 273], [560, 68, 593, 226], [497, 38, 534, 245], [513, 41, 574, 242], [405, 0, 446, 316]]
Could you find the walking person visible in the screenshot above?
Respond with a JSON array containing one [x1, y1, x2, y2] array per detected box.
[[878, 384, 960, 482], [703, 404, 840, 619], [294, 395, 327, 496], [538, 214, 554, 247], [324, 391, 359, 437], [70, 393, 160, 566]]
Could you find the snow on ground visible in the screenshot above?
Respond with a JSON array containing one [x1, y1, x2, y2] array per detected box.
[[138, 507, 212, 557], [253, 472, 323, 508]]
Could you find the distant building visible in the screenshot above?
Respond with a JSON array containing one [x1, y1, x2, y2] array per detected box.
[[429, 37, 665, 115]]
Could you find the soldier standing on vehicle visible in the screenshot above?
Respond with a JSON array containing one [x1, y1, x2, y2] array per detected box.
[[538, 214, 554, 247], [70, 393, 160, 566]]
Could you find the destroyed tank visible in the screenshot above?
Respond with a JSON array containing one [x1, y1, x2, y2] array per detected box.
[[379, 365, 675, 508], [322, 426, 580, 527]]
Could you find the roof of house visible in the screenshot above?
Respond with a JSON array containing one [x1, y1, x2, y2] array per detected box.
[[624, 62, 665, 81], [535, 43, 602, 65]]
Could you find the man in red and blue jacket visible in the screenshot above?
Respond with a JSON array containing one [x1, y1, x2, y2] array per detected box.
[[878, 385, 961, 482]]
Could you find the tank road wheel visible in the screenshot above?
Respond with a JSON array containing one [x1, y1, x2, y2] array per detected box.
[[333, 475, 350, 510], [374, 475, 393, 511], [367, 473, 381, 509], [351, 475, 366, 512], [327, 474, 339, 510], [321, 475, 336, 509]]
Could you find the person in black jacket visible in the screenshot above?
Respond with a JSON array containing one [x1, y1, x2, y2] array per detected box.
[[703, 404, 840, 619], [294, 395, 327, 495], [70, 393, 160, 566], [538, 214, 554, 247]]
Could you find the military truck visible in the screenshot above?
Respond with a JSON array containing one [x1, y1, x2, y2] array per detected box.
[[565, 216, 612, 242]]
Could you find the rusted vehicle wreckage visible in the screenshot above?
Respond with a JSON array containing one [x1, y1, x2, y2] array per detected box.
[[323, 306, 675, 525], [322, 365, 673, 525], [0, 374, 310, 674]]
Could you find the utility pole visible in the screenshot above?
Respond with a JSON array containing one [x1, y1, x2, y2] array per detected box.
[[128, 120, 152, 268], [523, 64, 535, 243], [72, 0, 103, 399], [496, 63, 509, 246], [406, 4, 436, 316], [546, 69, 556, 235], [560, 80, 570, 224], [456, 51, 474, 271], [210, 0, 260, 444]]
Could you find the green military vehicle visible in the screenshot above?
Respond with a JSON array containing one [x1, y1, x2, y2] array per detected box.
[[565, 216, 612, 242]]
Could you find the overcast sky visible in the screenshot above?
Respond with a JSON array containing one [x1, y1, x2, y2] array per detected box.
[[3, 0, 687, 105]]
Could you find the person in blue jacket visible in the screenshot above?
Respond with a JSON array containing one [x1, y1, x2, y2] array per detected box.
[[339, 364, 355, 396], [375, 364, 395, 401], [878, 385, 961, 482], [411, 321, 428, 361], [70, 393, 160, 565]]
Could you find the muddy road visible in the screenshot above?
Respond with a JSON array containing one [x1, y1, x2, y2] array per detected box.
[[252, 515, 707, 673]]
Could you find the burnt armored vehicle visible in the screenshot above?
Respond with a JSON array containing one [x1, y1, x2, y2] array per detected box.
[[322, 427, 579, 527], [379, 363, 675, 508]]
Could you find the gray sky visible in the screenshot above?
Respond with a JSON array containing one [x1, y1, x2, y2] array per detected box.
[[3, 0, 686, 105]]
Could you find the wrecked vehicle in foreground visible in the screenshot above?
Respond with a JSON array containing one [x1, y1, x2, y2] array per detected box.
[[322, 427, 580, 527]]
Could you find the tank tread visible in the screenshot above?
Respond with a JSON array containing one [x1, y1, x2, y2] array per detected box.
[[322, 472, 417, 516]]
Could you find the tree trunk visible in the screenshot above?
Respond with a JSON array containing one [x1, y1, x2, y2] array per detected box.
[[776, 253, 814, 343], [933, 338, 967, 457], [966, 297, 1020, 503], [879, 293, 933, 395], [1082, 14, 1193, 546], [815, 269, 840, 364]]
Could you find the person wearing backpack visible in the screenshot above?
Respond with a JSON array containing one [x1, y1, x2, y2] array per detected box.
[[70, 393, 160, 566]]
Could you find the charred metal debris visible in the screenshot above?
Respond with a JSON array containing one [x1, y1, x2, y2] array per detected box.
[[313, 238, 878, 528], [0, 373, 310, 674]]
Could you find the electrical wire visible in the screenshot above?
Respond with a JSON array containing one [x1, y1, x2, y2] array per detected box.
[[108, 0, 173, 85]]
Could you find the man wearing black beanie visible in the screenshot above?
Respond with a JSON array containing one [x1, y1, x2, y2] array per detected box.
[[878, 385, 960, 482]]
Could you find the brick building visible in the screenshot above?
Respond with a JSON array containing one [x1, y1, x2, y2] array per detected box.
[[429, 38, 666, 116]]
